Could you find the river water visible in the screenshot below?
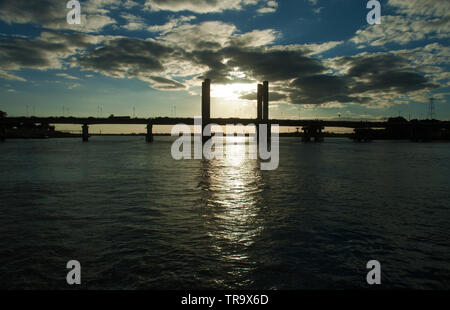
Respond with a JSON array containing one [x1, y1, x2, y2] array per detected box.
[[0, 137, 449, 289]]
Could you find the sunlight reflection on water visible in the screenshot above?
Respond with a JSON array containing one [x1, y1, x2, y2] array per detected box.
[[198, 141, 265, 287]]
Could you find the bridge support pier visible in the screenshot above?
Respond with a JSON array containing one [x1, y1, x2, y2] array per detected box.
[[256, 84, 263, 144], [262, 81, 271, 144], [255, 123, 260, 145], [146, 123, 154, 143], [353, 128, 373, 142], [202, 79, 211, 144], [302, 125, 324, 142], [82, 124, 89, 142], [0, 126, 6, 142]]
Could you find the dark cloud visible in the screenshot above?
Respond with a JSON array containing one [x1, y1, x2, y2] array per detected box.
[[276, 53, 438, 105], [188, 45, 325, 84], [77, 37, 188, 90], [353, 70, 437, 93], [343, 54, 408, 78], [189, 50, 230, 83], [0, 32, 98, 70], [223, 47, 325, 82], [0, 0, 63, 26], [289, 74, 362, 105], [239, 91, 287, 102], [78, 38, 175, 77], [341, 54, 439, 94]]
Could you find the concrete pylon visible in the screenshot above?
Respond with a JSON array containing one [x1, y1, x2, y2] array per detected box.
[[146, 123, 153, 143], [256, 84, 263, 144], [263, 81, 270, 143], [82, 124, 89, 142], [263, 81, 269, 121], [257, 84, 263, 121], [202, 79, 211, 144]]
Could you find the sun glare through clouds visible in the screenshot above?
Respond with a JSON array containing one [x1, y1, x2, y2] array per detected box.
[[211, 83, 255, 101]]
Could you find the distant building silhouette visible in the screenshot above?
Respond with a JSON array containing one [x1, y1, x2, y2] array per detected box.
[[351, 117, 450, 142]]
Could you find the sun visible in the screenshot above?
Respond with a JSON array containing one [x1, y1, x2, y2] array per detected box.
[[211, 83, 256, 101]]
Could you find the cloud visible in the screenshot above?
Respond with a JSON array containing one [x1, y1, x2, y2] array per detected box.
[[185, 44, 326, 85], [240, 90, 287, 101], [0, 32, 101, 71], [146, 0, 248, 13], [123, 0, 139, 9], [161, 21, 241, 52], [67, 83, 81, 89], [77, 37, 188, 90], [265, 41, 343, 55], [351, 0, 449, 47], [289, 74, 357, 105], [140, 76, 186, 90], [313, 7, 323, 14], [159, 21, 237, 51], [120, 13, 146, 31], [388, 0, 450, 18], [155, 20, 278, 52], [220, 46, 325, 82], [316, 52, 440, 107], [230, 29, 280, 47], [0, 70, 26, 82], [257, 1, 278, 14], [147, 15, 197, 33], [78, 38, 174, 77], [56, 73, 80, 80], [351, 15, 450, 47]]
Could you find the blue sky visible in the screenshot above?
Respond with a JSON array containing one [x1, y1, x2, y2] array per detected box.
[[0, 0, 449, 126]]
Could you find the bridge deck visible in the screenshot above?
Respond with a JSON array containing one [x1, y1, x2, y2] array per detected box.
[[1, 117, 391, 128]]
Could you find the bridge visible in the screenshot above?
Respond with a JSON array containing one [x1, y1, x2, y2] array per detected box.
[[1, 79, 447, 142], [0, 117, 387, 127], [0, 116, 387, 141]]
